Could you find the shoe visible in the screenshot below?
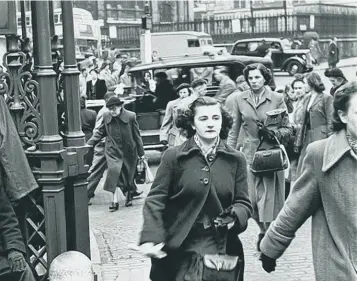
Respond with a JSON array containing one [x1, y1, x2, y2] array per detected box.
[[125, 192, 133, 207], [132, 190, 143, 198], [109, 202, 119, 212], [257, 233, 265, 252]]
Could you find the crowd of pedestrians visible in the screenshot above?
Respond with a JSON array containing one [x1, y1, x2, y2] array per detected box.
[[133, 59, 356, 281]]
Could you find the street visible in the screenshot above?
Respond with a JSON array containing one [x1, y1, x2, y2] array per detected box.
[[88, 62, 356, 281]]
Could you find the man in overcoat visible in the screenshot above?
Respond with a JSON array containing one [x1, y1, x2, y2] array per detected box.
[[213, 68, 236, 104], [0, 184, 36, 281], [327, 37, 339, 69], [87, 96, 145, 208]]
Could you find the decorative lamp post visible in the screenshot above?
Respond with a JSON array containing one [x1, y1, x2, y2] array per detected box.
[[141, 1, 152, 63]]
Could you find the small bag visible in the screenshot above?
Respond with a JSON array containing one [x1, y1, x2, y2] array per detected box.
[[203, 254, 242, 281], [135, 158, 146, 184], [250, 135, 289, 174], [143, 158, 154, 184]]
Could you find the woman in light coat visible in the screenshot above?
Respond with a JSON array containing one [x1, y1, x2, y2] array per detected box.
[[159, 83, 191, 146], [260, 81, 357, 281], [227, 63, 292, 251]]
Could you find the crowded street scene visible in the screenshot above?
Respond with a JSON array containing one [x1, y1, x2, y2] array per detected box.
[[0, 0, 357, 281]]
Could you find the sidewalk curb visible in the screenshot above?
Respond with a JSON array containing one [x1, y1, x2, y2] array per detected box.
[[90, 229, 103, 281]]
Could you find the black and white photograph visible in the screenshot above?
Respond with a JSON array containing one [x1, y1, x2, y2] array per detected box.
[[0, 0, 356, 280]]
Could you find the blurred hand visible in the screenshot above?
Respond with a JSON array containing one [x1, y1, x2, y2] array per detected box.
[[259, 253, 276, 273], [130, 243, 167, 259], [160, 140, 168, 146], [7, 251, 26, 272]]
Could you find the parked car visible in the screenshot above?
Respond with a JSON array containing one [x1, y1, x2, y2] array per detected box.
[[231, 38, 314, 75], [125, 53, 276, 150]]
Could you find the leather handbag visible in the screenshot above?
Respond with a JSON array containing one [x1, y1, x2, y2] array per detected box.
[[135, 158, 146, 184], [250, 135, 289, 174], [202, 254, 242, 281]]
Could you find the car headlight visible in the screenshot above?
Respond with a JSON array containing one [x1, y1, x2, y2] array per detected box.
[[302, 54, 306, 60]]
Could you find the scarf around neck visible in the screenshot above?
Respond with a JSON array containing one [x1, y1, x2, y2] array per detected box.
[[194, 134, 220, 158], [346, 132, 357, 154]]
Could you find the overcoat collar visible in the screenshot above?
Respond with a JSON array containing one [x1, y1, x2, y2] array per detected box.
[[322, 129, 357, 172], [103, 108, 130, 124], [177, 137, 237, 159]]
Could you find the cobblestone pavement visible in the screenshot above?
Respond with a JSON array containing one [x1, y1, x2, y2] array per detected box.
[[89, 166, 314, 281]]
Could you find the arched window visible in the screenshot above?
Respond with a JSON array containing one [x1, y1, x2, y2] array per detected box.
[[160, 1, 173, 23]]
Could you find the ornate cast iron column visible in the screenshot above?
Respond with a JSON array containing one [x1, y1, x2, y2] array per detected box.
[[2, 35, 41, 147], [61, 0, 90, 258], [28, 0, 67, 266]]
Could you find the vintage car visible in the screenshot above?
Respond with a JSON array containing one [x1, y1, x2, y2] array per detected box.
[[231, 38, 314, 75], [88, 53, 276, 150]]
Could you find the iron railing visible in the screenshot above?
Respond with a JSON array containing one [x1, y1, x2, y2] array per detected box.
[[104, 12, 357, 48]]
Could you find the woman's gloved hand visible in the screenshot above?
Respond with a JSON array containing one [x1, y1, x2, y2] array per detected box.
[[258, 126, 276, 141], [259, 253, 276, 273], [7, 250, 27, 272]]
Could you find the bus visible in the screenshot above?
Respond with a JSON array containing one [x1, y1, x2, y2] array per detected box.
[[17, 8, 101, 59]]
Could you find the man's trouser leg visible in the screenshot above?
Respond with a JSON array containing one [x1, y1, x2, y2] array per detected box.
[[87, 141, 107, 199]]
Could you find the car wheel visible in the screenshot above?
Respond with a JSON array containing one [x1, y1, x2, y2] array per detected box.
[[286, 61, 303, 76]]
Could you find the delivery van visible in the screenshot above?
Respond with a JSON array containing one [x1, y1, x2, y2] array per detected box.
[[140, 31, 218, 60]]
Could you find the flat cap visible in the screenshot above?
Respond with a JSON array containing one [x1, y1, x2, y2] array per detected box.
[[191, 78, 207, 89], [106, 96, 124, 108]]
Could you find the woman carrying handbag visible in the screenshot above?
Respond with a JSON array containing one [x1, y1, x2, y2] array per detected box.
[[137, 97, 252, 281], [227, 63, 293, 252]]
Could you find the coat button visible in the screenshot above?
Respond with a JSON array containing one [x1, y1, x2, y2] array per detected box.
[[203, 178, 209, 185], [202, 166, 209, 172], [207, 155, 214, 162]]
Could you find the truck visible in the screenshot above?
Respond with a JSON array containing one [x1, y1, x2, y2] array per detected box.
[[140, 31, 220, 61]]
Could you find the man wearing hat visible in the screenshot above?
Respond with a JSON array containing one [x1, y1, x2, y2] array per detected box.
[[87, 96, 145, 211], [324, 68, 348, 97], [160, 83, 191, 147]]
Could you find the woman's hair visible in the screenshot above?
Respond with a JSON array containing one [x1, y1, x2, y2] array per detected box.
[[144, 71, 151, 79], [291, 78, 305, 89], [305, 72, 325, 93], [332, 81, 357, 132], [243, 63, 272, 86], [175, 96, 233, 139]]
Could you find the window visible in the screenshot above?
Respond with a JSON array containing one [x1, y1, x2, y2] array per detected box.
[[17, 18, 21, 27], [247, 42, 259, 52], [207, 39, 213, 45], [54, 14, 59, 23], [233, 0, 246, 9], [187, 39, 200, 47], [200, 39, 206, 46], [25, 16, 31, 26], [232, 42, 247, 54]]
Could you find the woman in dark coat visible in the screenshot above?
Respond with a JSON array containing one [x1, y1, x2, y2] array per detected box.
[[87, 96, 145, 211], [138, 97, 252, 281], [295, 72, 334, 175]]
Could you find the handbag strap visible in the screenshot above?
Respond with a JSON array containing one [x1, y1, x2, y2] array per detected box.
[[256, 133, 282, 150]]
